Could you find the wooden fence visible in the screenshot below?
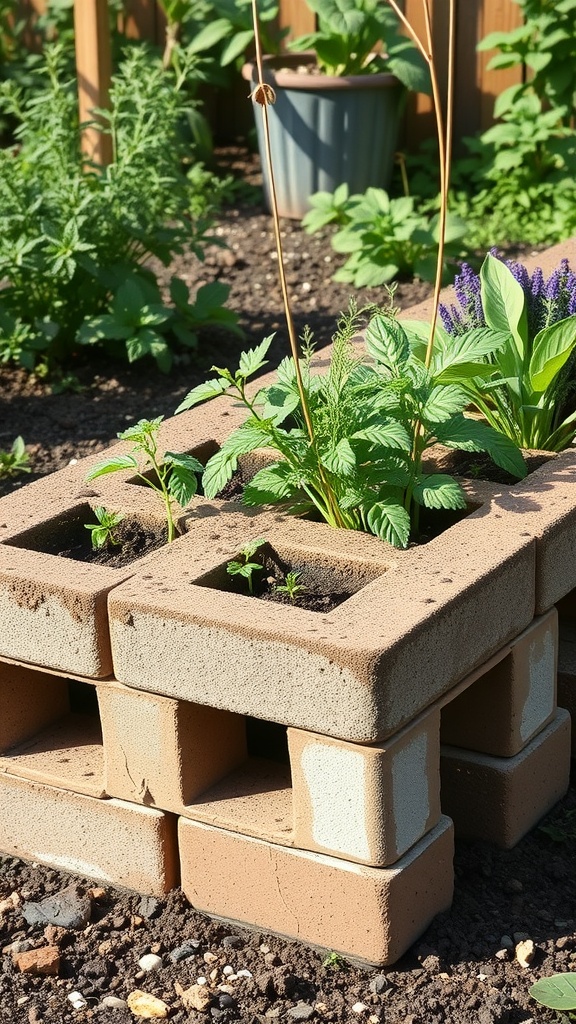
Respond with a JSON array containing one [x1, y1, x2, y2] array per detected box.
[[17, 0, 524, 150]]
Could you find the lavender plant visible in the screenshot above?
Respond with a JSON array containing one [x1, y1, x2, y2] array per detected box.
[[436, 253, 576, 451]]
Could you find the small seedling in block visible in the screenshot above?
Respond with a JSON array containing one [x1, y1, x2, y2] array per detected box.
[[85, 417, 203, 542], [226, 538, 266, 595], [275, 570, 307, 602], [84, 507, 125, 550]]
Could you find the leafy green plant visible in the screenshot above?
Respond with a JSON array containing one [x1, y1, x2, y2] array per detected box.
[[529, 974, 576, 1012], [184, 0, 283, 69], [84, 507, 125, 550], [539, 808, 576, 843], [289, 0, 429, 88], [275, 571, 307, 602], [322, 951, 347, 971], [438, 253, 576, 450], [85, 418, 204, 543], [226, 538, 266, 594], [176, 304, 526, 548], [0, 436, 30, 479], [0, 43, 237, 372], [303, 186, 467, 287]]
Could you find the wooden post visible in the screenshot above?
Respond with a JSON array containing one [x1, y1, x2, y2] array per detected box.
[[74, 0, 113, 165]]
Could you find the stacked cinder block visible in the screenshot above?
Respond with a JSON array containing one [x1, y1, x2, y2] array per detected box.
[[0, 241, 575, 962]]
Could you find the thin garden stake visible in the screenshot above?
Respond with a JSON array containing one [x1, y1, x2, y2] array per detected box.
[[248, 0, 347, 529]]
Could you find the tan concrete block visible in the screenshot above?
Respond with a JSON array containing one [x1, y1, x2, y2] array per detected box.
[[178, 815, 454, 967], [441, 611, 558, 757], [0, 773, 178, 895], [98, 682, 247, 808], [0, 663, 105, 798], [288, 711, 441, 866], [109, 511, 535, 743], [440, 709, 571, 847], [558, 619, 576, 757], [493, 450, 576, 613]]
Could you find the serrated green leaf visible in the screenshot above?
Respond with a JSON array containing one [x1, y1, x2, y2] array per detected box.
[[365, 314, 410, 374], [436, 415, 527, 479], [166, 463, 199, 507], [412, 474, 467, 510], [421, 385, 469, 423], [366, 500, 411, 548], [322, 438, 356, 476], [237, 336, 274, 380], [352, 420, 411, 451], [175, 378, 229, 413], [85, 455, 138, 480], [529, 974, 576, 1011], [243, 462, 295, 506]]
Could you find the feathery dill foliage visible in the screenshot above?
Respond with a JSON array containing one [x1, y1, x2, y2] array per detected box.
[[0, 43, 233, 371], [438, 253, 576, 450], [177, 303, 526, 548]]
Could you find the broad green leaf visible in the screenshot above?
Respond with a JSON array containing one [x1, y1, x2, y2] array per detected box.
[[365, 314, 410, 374], [436, 415, 527, 479], [202, 447, 237, 499], [480, 254, 528, 361], [529, 314, 576, 392], [260, 384, 301, 425], [529, 974, 576, 1011], [412, 474, 467, 510], [175, 378, 229, 413], [85, 455, 137, 480], [421, 385, 468, 424], [366, 500, 411, 549], [431, 327, 508, 376], [322, 437, 356, 477]]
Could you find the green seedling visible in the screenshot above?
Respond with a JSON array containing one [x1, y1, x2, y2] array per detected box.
[[226, 538, 266, 595], [539, 809, 576, 844], [0, 436, 30, 479], [85, 417, 203, 543], [530, 973, 576, 1013], [322, 951, 347, 971], [84, 507, 125, 550], [275, 571, 307, 602]]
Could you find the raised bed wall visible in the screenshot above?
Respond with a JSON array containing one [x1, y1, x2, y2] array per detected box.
[[0, 240, 574, 965]]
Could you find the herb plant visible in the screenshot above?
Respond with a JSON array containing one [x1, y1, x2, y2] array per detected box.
[[226, 539, 266, 594], [84, 507, 125, 550], [176, 305, 526, 549], [0, 44, 238, 372], [303, 185, 466, 286], [275, 571, 307, 602], [438, 253, 576, 450], [288, 0, 429, 89], [85, 418, 204, 543], [0, 436, 30, 479]]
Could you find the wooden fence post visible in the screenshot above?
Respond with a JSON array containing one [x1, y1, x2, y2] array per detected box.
[[73, 0, 113, 165]]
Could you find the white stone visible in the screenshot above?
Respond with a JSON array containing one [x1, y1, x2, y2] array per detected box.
[[138, 953, 163, 972]]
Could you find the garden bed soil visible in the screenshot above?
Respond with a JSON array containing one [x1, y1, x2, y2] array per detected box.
[[0, 150, 572, 1023]]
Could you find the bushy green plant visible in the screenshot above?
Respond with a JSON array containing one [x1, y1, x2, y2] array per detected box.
[[0, 43, 239, 372], [176, 305, 526, 549], [303, 185, 466, 286], [85, 418, 204, 543], [288, 0, 429, 88], [436, 253, 576, 450]]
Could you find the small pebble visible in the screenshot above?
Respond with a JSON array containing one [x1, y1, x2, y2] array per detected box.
[[222, 935, 244, 949], [369, 975, 388, 995], [352, 1003, 369, 1014], [495, 949, 509, 961], [138, 953, 163, 972], [101, 996, 129, 1009], [67, 991, 88, 1010], [170, 941, 200, 963], [500, 935, 514, 950], [197, 976, 208, 986], [204, 951, 218, 964], [515, 939, 535, 967], [218, 985, 235, 995], [287, 1003, 315, 1021], [223, 966, 235, 977], [237, 968, 253, 978], [259, 944, 270, 954]]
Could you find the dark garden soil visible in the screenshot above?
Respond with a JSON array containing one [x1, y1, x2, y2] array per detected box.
[[0, 148, 573, 1023]]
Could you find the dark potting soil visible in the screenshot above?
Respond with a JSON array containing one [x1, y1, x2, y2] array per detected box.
[[0, 148, 571, 1022], [5, 509, 170, 569]]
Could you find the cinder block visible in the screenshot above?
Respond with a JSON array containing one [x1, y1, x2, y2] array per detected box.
[[493, 450, 576, 613], [441, 611, 558, 757], [109, 511, 535, 743], [98, 682, 247, 808], [440, 709, 571, 848], [0, 662, 105, 798], [0, 773, 178, 895], [288, 711, 441, 866], [558, 619, 576, 757], [178, 815, 455, 967]]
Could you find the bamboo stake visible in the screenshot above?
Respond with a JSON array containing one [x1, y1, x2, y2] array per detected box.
[[73, 0, 113, 166]]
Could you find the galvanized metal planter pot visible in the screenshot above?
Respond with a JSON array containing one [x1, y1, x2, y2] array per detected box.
[[242, 53, 405, 219]]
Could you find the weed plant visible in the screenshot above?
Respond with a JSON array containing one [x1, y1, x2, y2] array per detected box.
[[0, 43, 239, 372]]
